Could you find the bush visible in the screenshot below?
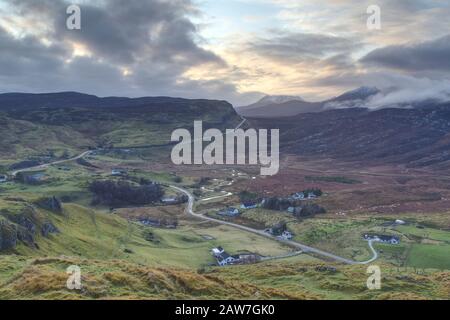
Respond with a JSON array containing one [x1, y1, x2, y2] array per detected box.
[[238, 191, 259, 203], [173, 176, 182, 183], [261, 197, 295, 211], [294, 204, 326, 218]]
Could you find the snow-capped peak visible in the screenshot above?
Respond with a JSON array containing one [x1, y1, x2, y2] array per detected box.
[[257, 95, 304, 105]]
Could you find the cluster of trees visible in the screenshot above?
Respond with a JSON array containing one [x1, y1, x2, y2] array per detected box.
[[302, 188, 323, 197], [191, 177, 211, 189], [238, 190, 259, 203], [293, 204, 326, 218], [271, 221, 287, 236], [261, 197, 326, 218], [261, 197, 297, 211], [89, 180, 164, 206], [15, 172, 48, 185]]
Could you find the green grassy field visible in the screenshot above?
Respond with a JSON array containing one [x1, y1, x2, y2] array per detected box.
[[7, 202, 291, 269], [396, 225, 450, 243], [406, 244, 450, 270]]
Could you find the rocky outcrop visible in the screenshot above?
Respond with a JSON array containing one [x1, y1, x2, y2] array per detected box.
[[41, 222, 59, 237], [0, 219, 36, 250], [0, 206, 60, 251], [0, 220, 18, 251], [34, 197, 63, 214]]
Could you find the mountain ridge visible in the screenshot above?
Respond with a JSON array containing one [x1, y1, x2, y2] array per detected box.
[[237, 86, 383, 118]]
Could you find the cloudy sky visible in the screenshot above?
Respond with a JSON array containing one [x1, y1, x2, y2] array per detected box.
[[0, 0, 449, 106]]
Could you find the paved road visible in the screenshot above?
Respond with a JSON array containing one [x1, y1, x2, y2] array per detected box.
[[7, 113, 378, 266], [170, 185, 378, 265], [10, 150, 93, 176]]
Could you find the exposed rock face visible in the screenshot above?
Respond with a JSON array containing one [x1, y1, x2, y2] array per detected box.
[[0, 219, 36, 250], [0, 206, 60, 251], [8, 213, 36, 235], [34, 197, 63, 214], [0, 221, 18, 251], [41, 222, 59, 237]]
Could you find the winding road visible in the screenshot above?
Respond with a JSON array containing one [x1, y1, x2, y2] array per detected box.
[[8, 114, 379, 265], [170, 185, 378, 265], [11, 150, 93, 177]]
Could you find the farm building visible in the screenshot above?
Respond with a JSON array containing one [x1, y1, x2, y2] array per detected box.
[[211, 247, 236, 266], [111, 168, 127, 176], [279, 231, 293, 240], [161, 197, 179, 205], [240, 201, 258, 209], [218, 207, 240, 217], [363, 234, 400, 245]]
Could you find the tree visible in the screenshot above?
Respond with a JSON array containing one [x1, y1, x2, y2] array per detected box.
[[294, 203, 326, 218]]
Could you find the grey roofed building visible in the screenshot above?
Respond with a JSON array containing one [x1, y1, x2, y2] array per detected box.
[[218, 207, 240, 217]]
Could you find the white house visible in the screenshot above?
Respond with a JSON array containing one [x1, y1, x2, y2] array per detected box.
[[111, 168, 127, 176], [395, 219, 406, 225], [218, 207, 240, 217], [216, 252, 236, 266], [363, 234, 400, 245], [211, 247, 225, 256], [291, 192, 305, 200], [240, 202, 258, 209], [161, 197, 179, 205], [279, 231, 293, 240]]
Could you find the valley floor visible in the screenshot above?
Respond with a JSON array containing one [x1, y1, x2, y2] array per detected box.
[[1, 149, 449, 300]]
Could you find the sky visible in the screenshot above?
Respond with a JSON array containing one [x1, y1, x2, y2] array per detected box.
[[0, 0, 449, 106]]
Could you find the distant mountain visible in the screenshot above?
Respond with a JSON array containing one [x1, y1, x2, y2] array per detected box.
[[237, 95, 323, 118], [323, 87, 380, 109], [249, 102, 450, 169], [246, 95, 304, 109], [328, 86, 380, 103], [237, 87, 381, 118], [0, 91, 227, 110]]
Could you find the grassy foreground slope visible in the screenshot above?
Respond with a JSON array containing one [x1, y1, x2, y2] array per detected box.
[[0, 256, 449, 300], [1, 199, 449, 300]]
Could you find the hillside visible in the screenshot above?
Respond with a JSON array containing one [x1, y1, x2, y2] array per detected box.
[[0, 92, 241, 163], [249, 103, 450, 169], [1, 91, 449, 300], [0, 255, 448, 300]]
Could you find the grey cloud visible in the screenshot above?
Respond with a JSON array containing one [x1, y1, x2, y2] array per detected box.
[[361, 35, 450, 72], [247, 32, 359, 63], [0, 0, 248, 104]]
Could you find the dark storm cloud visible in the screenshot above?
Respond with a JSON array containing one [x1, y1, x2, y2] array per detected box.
[[0, 0, 240, 102], [361, 35, 450, 72], [6, 0, 222, 66]]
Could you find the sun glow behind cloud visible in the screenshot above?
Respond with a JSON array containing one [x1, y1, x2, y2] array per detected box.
[[0, 0, 449, 105]]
